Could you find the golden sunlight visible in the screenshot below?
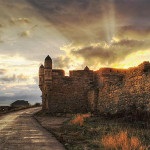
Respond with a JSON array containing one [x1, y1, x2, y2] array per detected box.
[[112, 50, 150, 69]]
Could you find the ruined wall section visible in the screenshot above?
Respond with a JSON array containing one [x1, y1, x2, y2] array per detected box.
[[48, 70, 95, 113], [95, 69, 125, 114], [96, 62, 150, 114], [118, 62, 150, 113]]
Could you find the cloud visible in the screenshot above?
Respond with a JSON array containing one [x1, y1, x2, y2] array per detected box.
[[10, 17, 31, 25], [0, 69, 7, 75], [26, 0, 109, 43], [0, 84, 41, 106], [72, 45, 115, 65], [0, 74, 16, 82], [17, 74, 29, 80], [53, 56, 71, 69], [115, 0, 150, 25], [25, 0, 150, 70], [27, 0, 150, 43], [116, 26, 150, 40], [0, 74, 29, 82], [0, 40, 4, 43], [19, 25, 38, 38], [58, 39, 150, 68], [0, 0, 149, 62], [20, 30, 31, 37]]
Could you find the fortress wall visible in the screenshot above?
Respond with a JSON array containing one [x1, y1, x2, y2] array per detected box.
[[96, 75, 123, 114], [87, 89, 99, 112], [96, 62, 150, 114], [48, 71, 95, 113], [117, 62, 150, 113], [39, 57, 150, 115]]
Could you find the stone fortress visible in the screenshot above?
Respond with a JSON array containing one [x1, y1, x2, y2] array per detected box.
[[39, 55, 150, 114]]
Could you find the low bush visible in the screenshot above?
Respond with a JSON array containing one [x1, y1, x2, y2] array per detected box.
[[101, 131, 147, 150], [70, 113, 91, 126]]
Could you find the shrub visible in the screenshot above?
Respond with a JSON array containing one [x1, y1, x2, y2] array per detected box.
[[101, 131, 147, 150], [70, 113, 91, 126]]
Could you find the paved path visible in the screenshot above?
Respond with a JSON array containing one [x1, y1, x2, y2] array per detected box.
[[0, 108, 65, 150]]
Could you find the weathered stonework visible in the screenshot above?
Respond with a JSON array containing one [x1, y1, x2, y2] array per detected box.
[[39, 55, 150, 114]]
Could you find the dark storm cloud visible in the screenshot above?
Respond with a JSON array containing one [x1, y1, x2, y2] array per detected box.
[[72, 39, 150, 66], [113, 39, 148, 47], [26, 0, 150, 67], [0, 0, 37, 18], [53, 56, 71, 69], [115, 0, 150, 25], [27, 0, 102, 24], [27, 0, 150, 41], [116, 26, 150, 40], [72, 46, 115, 64], [26, 0, 118, 44], [1, 0, 150, 62]]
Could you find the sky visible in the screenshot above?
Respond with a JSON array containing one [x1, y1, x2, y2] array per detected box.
[[0, 0, 150, 105]]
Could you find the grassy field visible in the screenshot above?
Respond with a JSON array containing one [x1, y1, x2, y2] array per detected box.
[[44, 114, 150, 150]]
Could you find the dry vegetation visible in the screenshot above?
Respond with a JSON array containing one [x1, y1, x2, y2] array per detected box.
[[101, 131, 147, 150], [70, 114, 91, 126], [35, 111, 150, 150]]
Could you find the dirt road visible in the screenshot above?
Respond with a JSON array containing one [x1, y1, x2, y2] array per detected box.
[[0, 107, 65, 150]]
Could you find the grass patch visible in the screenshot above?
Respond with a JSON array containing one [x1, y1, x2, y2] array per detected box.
[[49, 116, 150, 150]]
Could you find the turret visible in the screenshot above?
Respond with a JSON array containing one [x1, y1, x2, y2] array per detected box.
[[84, 66, 90, 71], [44, 55, 52, 69], [39, 64, 44, 91], [44, 55, 52, 90]]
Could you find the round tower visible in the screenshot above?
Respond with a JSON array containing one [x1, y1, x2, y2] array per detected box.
[[43, 55, 53, 110], [39, 64, 44, 91], [44, 55, 52, 89]]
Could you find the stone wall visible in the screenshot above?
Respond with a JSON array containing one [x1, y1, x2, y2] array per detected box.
[[40, 58, 150, 114], [96, 62, 150, 114], [48, 70, 95, 113]]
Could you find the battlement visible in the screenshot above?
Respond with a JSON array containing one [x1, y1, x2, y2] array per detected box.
[[52, 69, 65, 78], [97, 67, 125, 73], [95, 68, 126, 78], [69, 69, 94, 78]]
